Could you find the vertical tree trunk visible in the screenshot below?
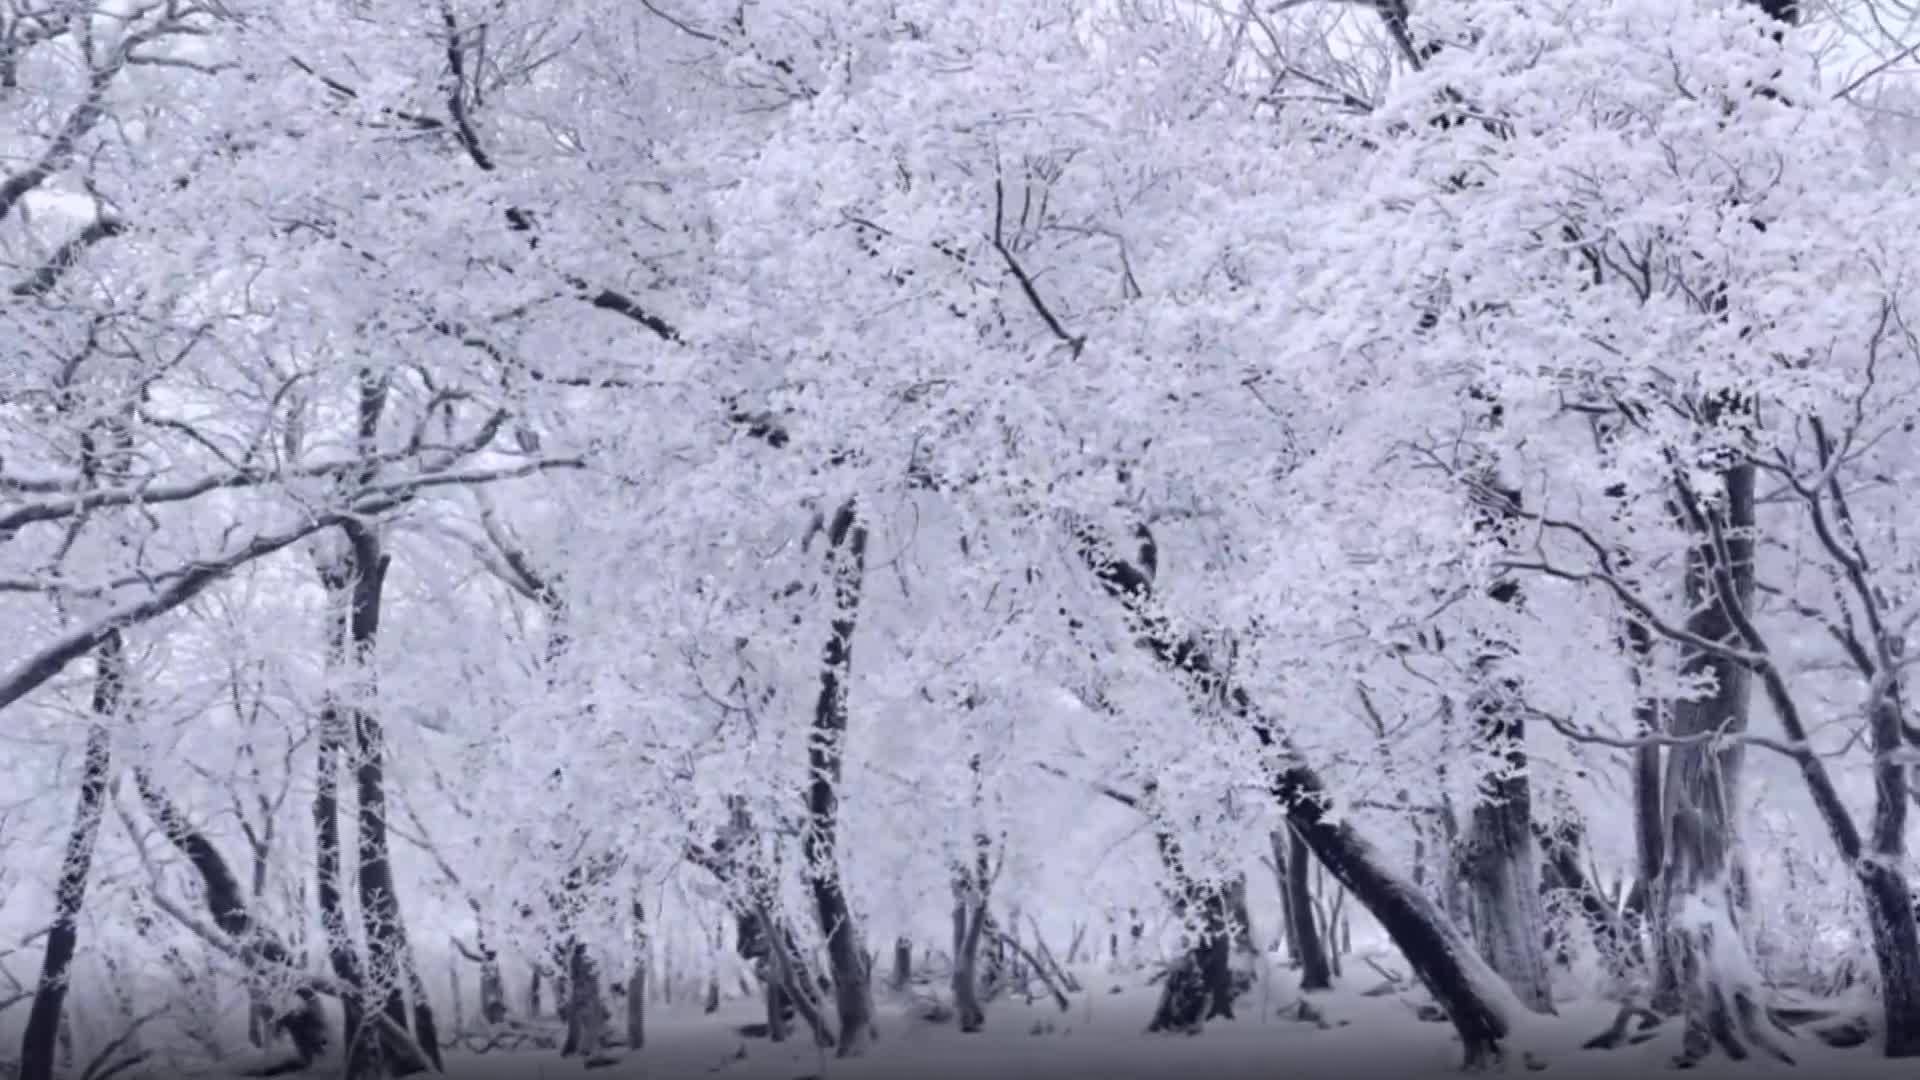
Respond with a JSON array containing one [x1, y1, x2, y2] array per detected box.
[[564, 941, 615, 1066], [1458, 681, 1554, 1013], [627, 898, 647, 1051], [474, 929, 508, 1024], [951, 880, 989, 1032], [891, 937, 912, 992], [1457, 475, 1555, 1015], [1659, 464, 1779, 1065], [336, 521, 432, 1075], [18, 633, 123, 1080], [1267, 833, 1300, 968], [1279, 828, 1332, 991], [1146, 822, 1239, 1032], [804, 500, 878, 1057], [314, 590, 377, 1079]]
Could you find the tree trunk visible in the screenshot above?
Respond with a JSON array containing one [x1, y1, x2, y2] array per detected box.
[[892, 937, 912, 992], [1456, 472, 1556, 1016], [334, 522, 429, 1076], [1146, 823, 1239, 1032], [1459, 679, 1555, 1014], [1074, 523, 1519, 1067], [804, 500, 878, 1057], [628, 899, 647, 1050], [316, 552, 379, 1080], [19, 633, 122, 1080], [135, 767, 334, 1070], [1278, 828, 1332, 991], [564, 941, 616, 1066], [952, 888, 988, 1032]]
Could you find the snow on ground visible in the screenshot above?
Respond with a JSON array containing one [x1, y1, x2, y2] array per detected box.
[[423, 957, 1908, 1080]]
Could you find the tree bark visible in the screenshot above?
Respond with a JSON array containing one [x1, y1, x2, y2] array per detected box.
[[18, 633, 123, 1080], [1146, 822, 1239, 1032], [335, 521, 431, 1075], [1456, 472, 1555, 1015], [1458, 679, 1554, 1014], [804, 500, 878, 1057], [1074, 522, 1519, 1067], [1277, 827, 1333, 991], [316, 556, 378, 1080], [1657, 463, 1785, 1065]]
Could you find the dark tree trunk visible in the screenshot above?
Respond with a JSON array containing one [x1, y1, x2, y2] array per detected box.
[[892, 937, 912, 992], [804, 500, 878, 1057], [952, 883, 989, 1032], [1457, 475, 1555, 1015], [336, 522, 431, 1075], [1074, 523, 1517, 1067], [1458, 680, 1554, 1013], [1279, 827, 1333, 991], [19, 634, 123, 1080], [563, 941, 615, 1066], [135, 768, 332, 1070], [316, 566, 378, 1080], [477, 935, 508, 1024], [627, 899, 647, 1051], [1657, 463, 1785, 1065], [1146, 822, 1239, 1032]]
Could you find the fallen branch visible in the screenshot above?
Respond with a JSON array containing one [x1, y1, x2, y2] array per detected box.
[[985, 927, 1070, 1013]]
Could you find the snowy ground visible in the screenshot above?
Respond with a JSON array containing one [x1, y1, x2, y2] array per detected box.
[[423, 958, 1905, 1080]]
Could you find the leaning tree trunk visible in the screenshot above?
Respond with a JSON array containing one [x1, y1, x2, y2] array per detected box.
[[1275, 827, 1333, 992], [803, 500, 878, 1057], [18, 634, 123, 1080], [1074, 522, 1520, 1067]]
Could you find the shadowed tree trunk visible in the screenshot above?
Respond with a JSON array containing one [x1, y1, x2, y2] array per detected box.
[[804, 500, 878, 1057], [1275, 827, 1332, 992], [18, 633, 124, 1080]]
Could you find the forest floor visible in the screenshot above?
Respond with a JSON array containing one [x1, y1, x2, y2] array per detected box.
[[425, 954, 1899, 1080]]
